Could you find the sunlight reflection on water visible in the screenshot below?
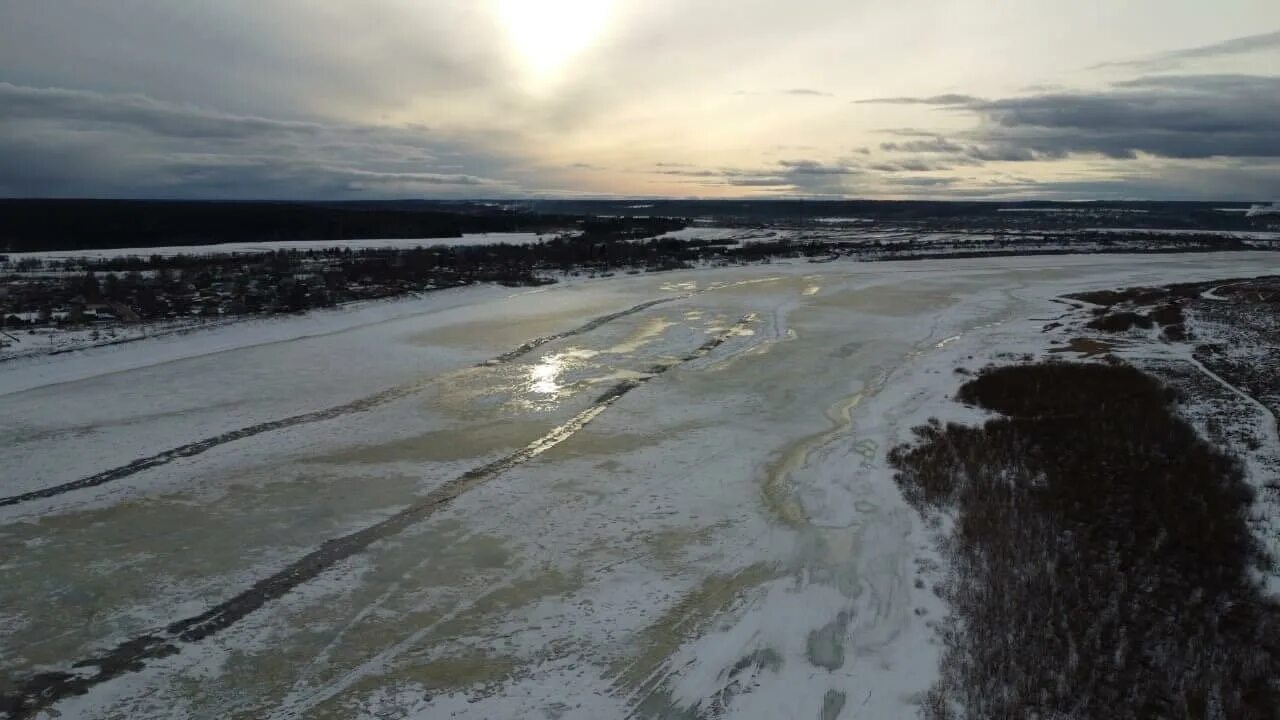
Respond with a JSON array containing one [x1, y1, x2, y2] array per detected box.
[[529, 355, 563, 396], [525, 348, 601, 403]]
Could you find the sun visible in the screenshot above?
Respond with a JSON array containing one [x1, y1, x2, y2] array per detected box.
[[494, 0, 613, 85]]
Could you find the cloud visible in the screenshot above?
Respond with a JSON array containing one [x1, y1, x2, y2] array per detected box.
[[724, 177, 793, 187], [877, 136, 1014, 167], [962, 145, 1041, 162], [0, 2, 506, 120], [735, 88, 834, 98], [880, 137, 966, 154], [868, 75, 1280, 168], [888, 176, 956, 187], [332, 168, 493, 186], [0, 83, 519, 199], [654, 159, 861, 195], [854, 73, 1280, 199], [778, 159, 858, 175], [878, 128, 962, 138], [1092, 29, 1280, 71], [782, 88, 834, 97], [967, 74, 1280, 160], [854, 94, 982, 106], [870, 159, 969, 172], [775, 160, 863, 195], [0, 83, 327, 140], [949, 163, 1280, 201], [655, 169, 724, 178]]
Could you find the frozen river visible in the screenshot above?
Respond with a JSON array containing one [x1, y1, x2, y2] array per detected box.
[[1, 253, 1275, 719]]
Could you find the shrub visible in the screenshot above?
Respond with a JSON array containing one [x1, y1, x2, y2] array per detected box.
[[1149, 303, 1186, 327], [890, 362, 1280, 719], [1086, 311, 1154, 332]]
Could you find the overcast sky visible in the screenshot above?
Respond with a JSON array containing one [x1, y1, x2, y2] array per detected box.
[[2, 1, 1277, 200]]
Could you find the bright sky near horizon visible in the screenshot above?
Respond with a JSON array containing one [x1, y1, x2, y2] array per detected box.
[[1, 1, 1277, 200]]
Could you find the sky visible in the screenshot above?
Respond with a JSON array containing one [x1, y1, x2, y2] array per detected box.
[[1, 0, 1277, 200]]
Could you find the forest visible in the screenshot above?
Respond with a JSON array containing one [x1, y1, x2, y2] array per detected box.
[[890, 362, 1279, 719], [0, 200, 589, 252]]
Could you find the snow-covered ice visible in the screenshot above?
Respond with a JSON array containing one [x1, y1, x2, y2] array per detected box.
[[1, 232, 562, 264], [2, 252, 1277, 719]]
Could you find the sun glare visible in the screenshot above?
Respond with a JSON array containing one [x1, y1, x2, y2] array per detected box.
[[494, 0, 613, 85]]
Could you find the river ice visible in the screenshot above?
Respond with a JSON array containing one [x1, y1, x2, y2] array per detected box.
[[1, 253, 1276, 719]]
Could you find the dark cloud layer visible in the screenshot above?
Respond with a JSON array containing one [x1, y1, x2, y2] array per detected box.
[[974, 74, 1280, 160], [0, 2, 505, 120], [657, 159, 861, 195], [872, 74, 1280, 163], [0, 83, 516, 198], [2, 11, 1277, 200], [870, 159, 971, 173], [1, 83, 327, 140], [1092, 29, 1280, 71], [879, 138, 966, 154], [954, 164, 1280, 201]]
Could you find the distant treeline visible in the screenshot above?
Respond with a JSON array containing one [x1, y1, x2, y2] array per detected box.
[[525, 199, 1277, 230], [0, 232, 823, 324], [4, 224, 1272, 327], [0, 200, 685, 252], [6, 198, 1274, 253]]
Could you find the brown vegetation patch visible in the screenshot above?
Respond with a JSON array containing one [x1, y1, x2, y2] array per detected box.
[[1211, 280, 1280, 305], [1068, 276, 1280, 312], [1086, 311, 1154, 333], [1068, 287, 1162, 307], [1047, 337, 1123, 358], [1149, 303, 1186, 326], [1068, 279, 1232, 309], [890, 362, 1280, 719]]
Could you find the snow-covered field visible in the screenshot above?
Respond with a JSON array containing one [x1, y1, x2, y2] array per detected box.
[[2, 232, 561, 263], [1, 253, 1276, 719], [656, 224, 1280, 249], [1086, 227, 1280, 240], [649, 226, 777, 245]]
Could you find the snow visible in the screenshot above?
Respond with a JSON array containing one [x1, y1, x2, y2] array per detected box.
[[3, 252, 1278, 719], [997, 207, 1149, 214], [1, 232, 562, 264], [0, 285, 526, 397], [1085, 227, 1280, 240], [650, 226, 775, 245]]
